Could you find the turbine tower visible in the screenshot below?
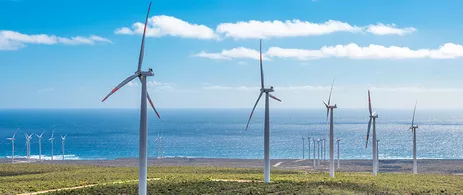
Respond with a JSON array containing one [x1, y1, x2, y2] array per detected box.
[[6, 131, 17, 163], [323, 79, 337, 178], [366, 90, 379, 176], [49, 130, 55, 160], [312, 137, 317, 167], [61, 134, 67, 160], [307, 134, 311, 160], [36, 132, 45, 160], [101, 2, 161, 194], [245, 39, 282, 183], [410, 101, 418, 174], [302, 136, 305, 159], [336, 138, 340, 169], [25, 133, 33, 161]]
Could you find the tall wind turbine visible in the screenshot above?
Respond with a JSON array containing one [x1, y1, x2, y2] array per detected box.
[[101, 2, 161, 194], [61, 134, 67, 160], [36, 132, 45, 160], [323, 79, 337, 178], [307, 134, 311, 160], [6, 131, 17, 163], [410, 101, 418, 174], [49, 130, 55, 160], [25, 133, 33, 161], [245, 39, 282, 183], [366, 90, 379, 176]]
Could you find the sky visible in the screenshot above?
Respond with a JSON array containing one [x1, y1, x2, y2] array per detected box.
[[2, 0, 463, 109]]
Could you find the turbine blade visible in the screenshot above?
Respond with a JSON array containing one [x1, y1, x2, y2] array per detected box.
[[366, 118, 372, 148], [40, 131, 44, 137], [245, 91, 264, 130], [259, 39, 264, 89], [102, 74, 138, 102], [147, 92, 161, 119], [51, 130, 54, 138], [12, 131, 16, 138], [137, 2, 152, 72], [269, 94, 282, 102], [327, 78, 335, 105], [368, 90, 372, 115], [411, 100, 417, 127]]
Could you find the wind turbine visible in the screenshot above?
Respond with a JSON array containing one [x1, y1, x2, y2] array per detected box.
[[317, 139, 321, 166], [25, 133, 33, 161], [336, 138, 340, 169], [6, 131, 17, 163], [245, 39, 282, 183], [307, 134, 311, 160], [61, 134, 67, 160], [36, 131, 45, 160], [49, 130, 55, 160], [312, 137, 317, 167], [101, 2, 161, 194], [366, 90, 379, 176], [302, 136, 305, 159], [410, 101, 418, 174], [323, 79, 337, 178]]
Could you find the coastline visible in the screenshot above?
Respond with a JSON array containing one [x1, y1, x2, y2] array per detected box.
[[2, 157, 463, 174]]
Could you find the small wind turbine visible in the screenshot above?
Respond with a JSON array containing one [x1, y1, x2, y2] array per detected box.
[[410, 101, 418, 174], [36, 131, 45, 161], [302, 136, 305, 159], [336, 138, 340, 169], [366, 90, 379, 176], [6, 131, 17, 163], [49, 130, 55, 160], [25, 133, 33, 161], [307, 134, 311, 160], [377, 140, 380, 161], [317, 139, 321, 166], [323, 79, 337, 178], [61, 134, 67, 160], [101, 2, 162, 194], [312, 137, 317, 167], [245, 39, 282, 183]]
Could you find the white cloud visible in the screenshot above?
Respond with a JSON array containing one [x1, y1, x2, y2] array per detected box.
[[267, 43, 463, 60], [366, 23, 416, 35], [216, 19, 362, 39], [369, 86, 463, 92], [201, 85, 259, 91], [115, 15, 219, 40], [0, 30, 112, 51], [193, 47, 270, 60], [200, 85, 338, 91]]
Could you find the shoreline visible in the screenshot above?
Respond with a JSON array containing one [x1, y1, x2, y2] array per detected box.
[[2, 157, 463, 174]]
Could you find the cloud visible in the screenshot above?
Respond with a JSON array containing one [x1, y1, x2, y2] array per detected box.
[[38, 88, 55, 93], [201, 85, 259, 91], [369, 86, 463, 92], [267, 43, 463, 60], [115, 15, 219, 40], [193, 47, 270, 60], [200, 85, 337, 91], [366, 23, 416, 35], [0, 30, 112, 51], [216, 19, 362, 39]]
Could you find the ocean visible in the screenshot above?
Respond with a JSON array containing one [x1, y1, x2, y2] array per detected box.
[[0, 109, 462, 160]]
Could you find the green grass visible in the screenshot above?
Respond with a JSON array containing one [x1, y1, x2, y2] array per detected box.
[[1, 164, 462, 194]]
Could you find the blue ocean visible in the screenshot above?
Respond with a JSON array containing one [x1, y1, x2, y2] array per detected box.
[[0, 109, 462, 160]]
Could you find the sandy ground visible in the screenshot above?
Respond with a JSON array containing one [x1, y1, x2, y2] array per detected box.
[[2, 158, 463, 174]]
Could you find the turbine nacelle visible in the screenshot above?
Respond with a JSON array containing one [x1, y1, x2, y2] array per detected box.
[[260, 87, 274, 93], [137, 69, 154, 77]]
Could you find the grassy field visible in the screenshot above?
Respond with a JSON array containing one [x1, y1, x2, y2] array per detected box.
[[1, 164, 462, 194]]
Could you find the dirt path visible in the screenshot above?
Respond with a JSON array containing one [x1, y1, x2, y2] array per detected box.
[[273, 161, 284, 167], [18, 178, 161, 195]]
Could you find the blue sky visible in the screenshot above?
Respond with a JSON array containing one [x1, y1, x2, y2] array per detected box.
[[2, 0, 463, 109]]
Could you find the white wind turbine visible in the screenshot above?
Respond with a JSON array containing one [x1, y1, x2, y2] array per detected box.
[[36, 131, 45, 160], [307, 134, 311, 160], [312, 137, 316, 167], [61, 134, 67, 160], [25, 133, 33, 161], [323, 79, 337, 178], [301, 136, 305, 159], [336, 138, 340, 169], [101, 2, 161, 194], [410, 101, 419, 174], [245, 39, 282, 183], [366, 90, 379, 176], [6, 131, 17, 163], [49, 130, 55, 160]]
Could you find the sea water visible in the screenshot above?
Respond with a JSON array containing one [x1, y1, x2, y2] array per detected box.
[[0, 109, 462, 160]]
